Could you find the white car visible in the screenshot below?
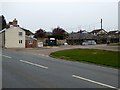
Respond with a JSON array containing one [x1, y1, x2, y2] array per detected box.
[[82, 40, 96, 45], [82, 42, 88, 45], [63, 43, 68, 45]]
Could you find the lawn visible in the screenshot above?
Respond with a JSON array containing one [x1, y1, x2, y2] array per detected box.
[[50, 48, 120, 68]]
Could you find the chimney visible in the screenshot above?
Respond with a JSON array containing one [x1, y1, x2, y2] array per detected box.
[[13, 18, 18, 27], [8, 21, 13, 27]]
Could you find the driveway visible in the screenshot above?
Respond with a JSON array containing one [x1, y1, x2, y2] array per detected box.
[[4, 44, 119, 56]]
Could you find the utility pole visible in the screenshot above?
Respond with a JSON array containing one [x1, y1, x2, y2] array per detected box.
[[101, 19, 103, 29]]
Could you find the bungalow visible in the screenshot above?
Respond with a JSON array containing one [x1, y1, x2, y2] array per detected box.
[[66, 32, 80, 45], [67, 31, 95, 45]]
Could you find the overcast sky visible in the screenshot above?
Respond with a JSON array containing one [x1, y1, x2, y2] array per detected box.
[[0, 0, 119, 33]]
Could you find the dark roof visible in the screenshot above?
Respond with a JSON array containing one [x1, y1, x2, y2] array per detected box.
[[20, 28, 34, 35], [90, 29, 107, 33], [68, 33, 80, 39], [0, 29, 5, 33], [8, 22, 13, 25], [68, 32, 95, 39], [0, 27, 34, 35], [79, 33, 94, 39], [108, 30, 120, 35]]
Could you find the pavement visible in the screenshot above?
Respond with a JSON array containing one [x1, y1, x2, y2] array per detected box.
[[1, 49, 119, 88]]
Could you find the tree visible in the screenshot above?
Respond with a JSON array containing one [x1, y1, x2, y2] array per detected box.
[[52, 26, 67, 40], [34, 28, 46, 38], [0, 15, 7, 30]]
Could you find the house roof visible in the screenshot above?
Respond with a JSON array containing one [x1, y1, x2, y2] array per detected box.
[[108, 30, 120, 35], [0, 27, 33, 35], [20, 28, 34, 35], [68, 33, 80, 39], [0, 29, 6, 33], [79, 33, 94, 39], [1, 18, 34, 35], [90, 29, 107, 33], [0, 26, 26, 35], [68, 32, 95, 39]]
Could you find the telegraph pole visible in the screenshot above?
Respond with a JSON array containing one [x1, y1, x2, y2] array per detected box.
[[101, 19, 103, 29]]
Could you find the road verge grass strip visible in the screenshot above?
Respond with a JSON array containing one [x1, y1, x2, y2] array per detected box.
[[50, 48, 120, 68]]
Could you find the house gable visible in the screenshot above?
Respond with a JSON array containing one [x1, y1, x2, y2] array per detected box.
[[90, 29, 107, 36], [5, 26, 26, 48]]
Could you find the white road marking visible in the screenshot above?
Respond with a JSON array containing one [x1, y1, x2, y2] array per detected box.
[[20, 60, 48, 69], [2, 55, 12, 59], [72, 75, 118, 89]]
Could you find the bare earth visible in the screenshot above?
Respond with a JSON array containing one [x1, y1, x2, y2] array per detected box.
[[5, 44, 119, 56]]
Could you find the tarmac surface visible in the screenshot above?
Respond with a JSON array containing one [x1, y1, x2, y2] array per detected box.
[[5, 44, 119, 56], [2, 49, 119, 88]]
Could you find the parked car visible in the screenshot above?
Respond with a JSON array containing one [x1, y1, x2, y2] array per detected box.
[[63, 42, 68, 45], [82, 40, 96, 45]]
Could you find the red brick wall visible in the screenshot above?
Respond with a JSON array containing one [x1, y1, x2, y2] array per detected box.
[[25, 40, 38, 48]]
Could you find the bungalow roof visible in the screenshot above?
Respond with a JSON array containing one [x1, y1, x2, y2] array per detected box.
[[108, 30, 120, 35], [90, 29, 107, 33]]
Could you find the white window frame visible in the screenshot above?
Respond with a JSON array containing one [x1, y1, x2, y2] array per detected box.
[[19, 32, 23, 36], [19, 40, 22, 44]]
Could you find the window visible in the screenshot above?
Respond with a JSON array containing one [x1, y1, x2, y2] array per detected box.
[[19, 32, 23, 36], [19, 40, 22, 44], [29, 40, 32, 44]]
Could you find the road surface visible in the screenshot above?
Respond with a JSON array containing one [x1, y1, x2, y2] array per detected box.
[[6, 44, 119, 56], [1, 49, 119, 89]]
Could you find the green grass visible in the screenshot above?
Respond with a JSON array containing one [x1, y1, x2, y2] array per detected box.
[[50, 49, 120, 68]]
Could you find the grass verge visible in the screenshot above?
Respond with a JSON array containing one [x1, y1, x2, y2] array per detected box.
[[50, 48, 120, 68]]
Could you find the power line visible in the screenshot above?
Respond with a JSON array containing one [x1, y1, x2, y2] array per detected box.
[[78, 22, 100, 31]]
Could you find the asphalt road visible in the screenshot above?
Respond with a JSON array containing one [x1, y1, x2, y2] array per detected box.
[[1, 49, 119, 89], [6, 44, 119, 56]]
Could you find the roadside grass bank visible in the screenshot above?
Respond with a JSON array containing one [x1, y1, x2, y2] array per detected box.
[[50, 48, 120, 68]]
